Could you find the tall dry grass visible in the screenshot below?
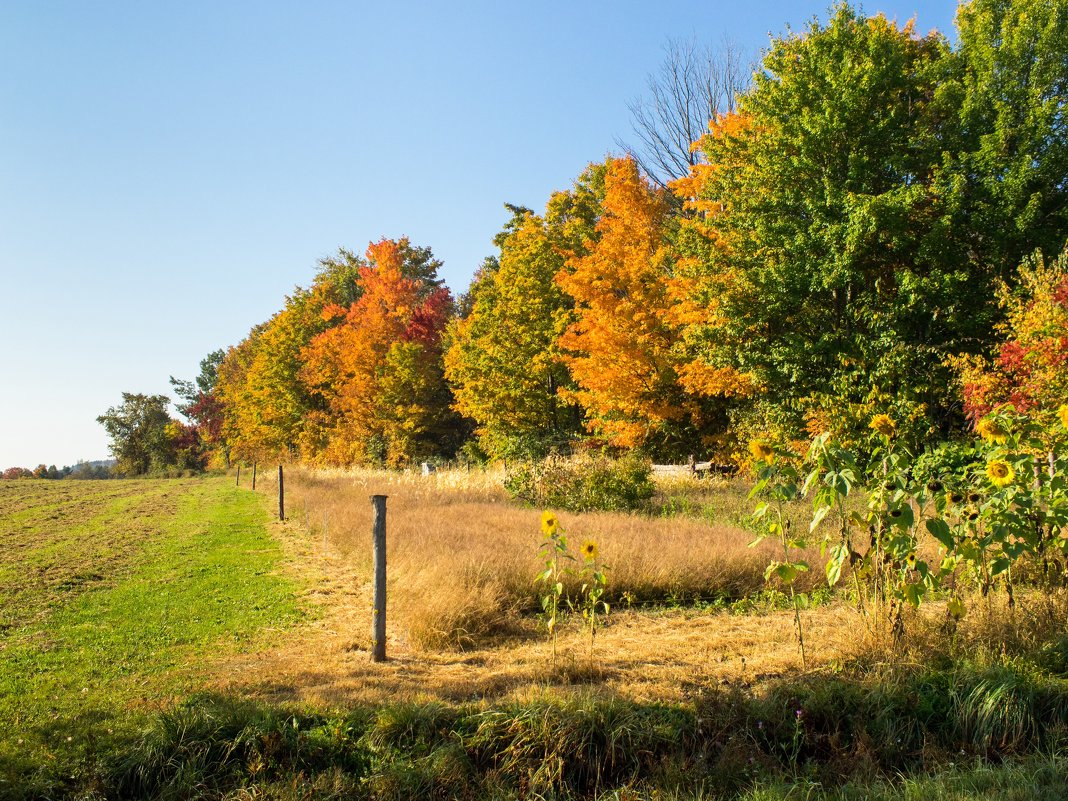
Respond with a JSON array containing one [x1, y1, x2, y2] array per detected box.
[[253, 466, 819, 650]]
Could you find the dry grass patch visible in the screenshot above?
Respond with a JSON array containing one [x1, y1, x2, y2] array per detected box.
[[215, 465, 1068, 723], [250, 466, 824, 650], [214, 596, 860, 707], [207, 465, 859, 708]]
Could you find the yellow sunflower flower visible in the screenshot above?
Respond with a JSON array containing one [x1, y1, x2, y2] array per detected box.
[[748, 440, 775, 463], [976, 418, 1008, 444], [540, 510, 559, 536], [580, 541, 598, 561], [869, 414, 897, 438], [986, 459, 1014, 488], [1059, 404, 1068, 430]]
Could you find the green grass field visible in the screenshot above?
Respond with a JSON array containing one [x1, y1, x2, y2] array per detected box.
[[1, 475, 1066, 800], [0, 477, 305, 796]]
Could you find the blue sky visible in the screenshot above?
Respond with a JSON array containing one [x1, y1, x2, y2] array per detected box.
[[0, 1, 958, 468]]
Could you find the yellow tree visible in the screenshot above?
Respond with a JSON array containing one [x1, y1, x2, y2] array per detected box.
[[214, 289, 327, 462], [445, 211, 579, 458]]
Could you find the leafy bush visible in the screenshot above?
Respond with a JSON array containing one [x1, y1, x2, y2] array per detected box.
[[504, 454, 655, 513]]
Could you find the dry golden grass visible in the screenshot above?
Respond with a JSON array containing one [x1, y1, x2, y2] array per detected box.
[[250, 465, 823, 650], [215, 601, 859, 707], [212, 465, 1068, 710], [858, 587, 1068, 668]]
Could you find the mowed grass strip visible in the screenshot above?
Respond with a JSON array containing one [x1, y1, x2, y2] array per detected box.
[[0, 478, 305, 782], [0, 480, 184, 631]]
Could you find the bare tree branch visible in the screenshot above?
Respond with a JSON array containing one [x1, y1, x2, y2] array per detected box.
[[618, 37, 751, 189]]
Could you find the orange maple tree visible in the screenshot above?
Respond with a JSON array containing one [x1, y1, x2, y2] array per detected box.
[[555, 157, 689, 452], [300, 238, 455, 466]]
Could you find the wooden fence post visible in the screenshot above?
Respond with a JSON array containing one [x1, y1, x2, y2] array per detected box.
[[252, 462, 257, 491], [236, 465, 241, 487], [371, 494, 388, 662], [278, 465, 285, 521]]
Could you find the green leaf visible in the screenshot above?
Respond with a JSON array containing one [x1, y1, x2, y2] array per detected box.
[[890, 504, 914, 529], [825, 542, 848, 587], [925, 518, 954, 550], [772, 563, 798, 584], [810, 504, 832, 533]]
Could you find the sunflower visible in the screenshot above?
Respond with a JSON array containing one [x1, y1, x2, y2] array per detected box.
[[906, 553, 917, 569], [540, 511, 559, 536], [1059, 404, 1068, 430], [748, 440, 775, 463], [580, 541, 598, 561], [986, 459, 1014, 488], [976, 418, 1008, 444], [869, 414, 897, 438]]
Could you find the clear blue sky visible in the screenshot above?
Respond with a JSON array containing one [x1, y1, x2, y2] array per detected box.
[[0, 1, 958, 468]]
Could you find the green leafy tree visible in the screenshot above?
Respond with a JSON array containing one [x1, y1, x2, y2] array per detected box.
[[97, 393, 179, 475], [940, 0, 1068, 277], [677, 6, 988, 446], [169, 349, 224, 417]]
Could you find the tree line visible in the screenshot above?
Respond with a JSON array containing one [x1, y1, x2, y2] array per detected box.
[[99, 0, 1068, 475]]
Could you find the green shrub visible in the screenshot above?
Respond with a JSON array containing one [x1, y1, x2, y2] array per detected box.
[[504, 454, 655, 513]]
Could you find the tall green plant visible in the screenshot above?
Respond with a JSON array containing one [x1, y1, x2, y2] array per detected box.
[[751, 409, 1068, 650], [575, 540, 609, 659], [748, 440, 809, 669], [535, 511, 572, 667]]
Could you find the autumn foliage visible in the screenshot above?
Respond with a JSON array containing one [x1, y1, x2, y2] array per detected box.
[[179, 1, 1068, 469], [555, 157, 687, 450], [301, 239, 456, 466], [956, 248, 1068, 428]]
